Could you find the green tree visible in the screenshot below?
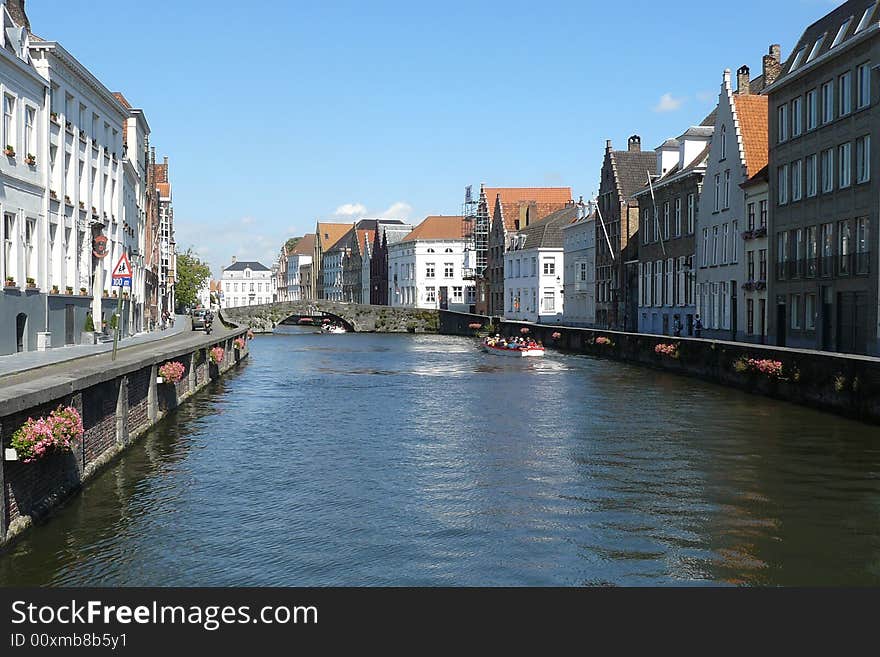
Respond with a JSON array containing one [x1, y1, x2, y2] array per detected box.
[[284, 236, 301, 252], [175, 248, 212, 309]]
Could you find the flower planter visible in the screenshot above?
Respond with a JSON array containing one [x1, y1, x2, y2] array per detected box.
[[25, 156, 36, 166], [5, 447, 18, 462], [65, 288, 73, 295]]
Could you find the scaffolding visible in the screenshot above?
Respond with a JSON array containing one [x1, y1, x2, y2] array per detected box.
[[461, 185, 488, 280]]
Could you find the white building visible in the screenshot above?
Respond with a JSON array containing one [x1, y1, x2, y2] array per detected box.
[[503, 205, 576, 322], [388, 215, 474, 311], [285, 234, 314, 301], [220, 258, 272, 308], [562, 203, 596, 326], [322, 241, 345, 302]]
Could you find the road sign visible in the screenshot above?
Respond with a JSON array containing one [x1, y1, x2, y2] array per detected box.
[[111, 252, 133, 288]]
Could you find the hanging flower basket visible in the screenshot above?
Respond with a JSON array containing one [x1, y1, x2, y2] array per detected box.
[[551, 332, 562, 340], [209, 346, 225, 364], [595, 336, 613, 346], [234, 337, 246, 350], [158, 361, 185, 384], [654, 343, 680, 359], [10, 406, 84, 464], [520, 327, 530, 335], [246, 329, 255, 340]]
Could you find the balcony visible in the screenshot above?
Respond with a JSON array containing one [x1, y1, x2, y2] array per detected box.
[[776, 252, 870, 281], [741, 227, 767, 241]]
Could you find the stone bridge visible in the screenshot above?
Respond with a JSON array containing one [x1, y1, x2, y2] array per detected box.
[[220, 300, 440, 333]]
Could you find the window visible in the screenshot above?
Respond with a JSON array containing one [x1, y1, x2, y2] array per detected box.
[[821, 148, 834, 192], [654, 260, 663, 307], [794, 228, 804, 276], [791, 159, 802, 201], [832, 17, 853, 48], [731, 220, 738, 263], [426, 248, 435, 253], [687, 194, 695, 233], [777, 232, 789, 279], [807, 33, 826, 62], [747, 203, 756, 231], [759, 249, 767, 281], [674, 197, 681, 236], [857, 62, 871, 108], [452, 286, 463, 302], [778, 164, 789, 204], [791, 295, 801, 329], [792, 97, 803, 136], [531, 257, 536, 277], [747, 298, 755, 335], [426, 286, 436, 303], [805, 293, 817, 330], [663, 202, 670, 239], [712, 226, 719, 265], [806, 154, 817, 197], [714, 174, 721, 211], [444, 248, 453, 253], [839, 71, 852, 115], [747, 250, 755, 280], [444, 262, 453, 278], [760, 200, 767, 228], [790, 47, 807, 71], [821, 223, 834, 276], [542, 288, 555, 312], [856, 216, 870, 274], [777, 104, 788, 142], [720, 124, 727, 160], [806, 89, 818, 129], [839, 142, 852, 188], [856, 135, 870, 182], [543, 259, 555, 275], [723, 170, 730, 208], [641, 209, 649, 245], [721, 223, 729, 265], [701, 228, 709, 267], [807, 226, 818, 276], [821, 81, 834, 123], [839, 219, 853, 275], [24, 106, 35, 158], [856, 3, 878, 33], [426, 262, 435, 278], [3, 95, 14, 151], [652, 207, 658, 242]]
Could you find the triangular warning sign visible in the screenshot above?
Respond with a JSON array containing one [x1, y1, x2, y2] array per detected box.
[[112, 252, 133, 278]]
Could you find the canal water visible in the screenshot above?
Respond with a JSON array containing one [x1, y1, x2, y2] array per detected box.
[[2, 329, 880, 586]]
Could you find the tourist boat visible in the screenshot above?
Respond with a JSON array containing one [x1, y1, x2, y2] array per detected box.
[[321, 324, 346, 334], [481, 338, 544, 357]]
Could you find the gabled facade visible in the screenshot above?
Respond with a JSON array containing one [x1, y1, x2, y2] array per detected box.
[[695, 63, 771, 342], [562, 202, 597, 327], [503, 204, 578, 323], [766, 0, 879, 355], [595, 136, 655, 330], [482, 186, 572, 316], [285, 234, 314, 302], [312, 222, 350, 300], [220, 258, 272, 308]]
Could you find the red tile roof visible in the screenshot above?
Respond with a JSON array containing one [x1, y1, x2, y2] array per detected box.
[[401, 216, 465, 242], [289, 234, 315, 255], [734, 94, 769, 178], [484, 187, 572, 231]]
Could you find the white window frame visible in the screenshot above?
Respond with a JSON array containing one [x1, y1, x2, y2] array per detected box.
[[806, 89, 818, 130]]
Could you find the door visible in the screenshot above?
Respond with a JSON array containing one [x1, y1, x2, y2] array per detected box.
[[776, 303, 786, 347], [758, 299, 766, 344], [65, 304, 75, 344], [662, 314, 669, 335], [730, 283, 738, 341], [16, 313, 27, 352], [439, 286, 448, 310], [837, 291, 870, 354]]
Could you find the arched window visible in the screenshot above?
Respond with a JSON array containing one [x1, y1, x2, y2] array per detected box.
[[427, 248, 435, 253], [445, 247, 453, 253]]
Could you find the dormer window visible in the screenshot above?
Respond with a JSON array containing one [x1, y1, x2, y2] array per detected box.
[[807, 33, 826, 62], [245, 269, 251, 278], [831, 17, 853, 48], [855, 2, 878, 33], [790, 46, 807, 71]]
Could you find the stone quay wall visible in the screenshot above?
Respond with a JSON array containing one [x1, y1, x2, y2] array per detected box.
[[0, 329, 250, 547], [439, 310, 880, 425]]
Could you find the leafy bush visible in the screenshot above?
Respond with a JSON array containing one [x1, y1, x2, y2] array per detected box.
[[83, 314, 95, 332]]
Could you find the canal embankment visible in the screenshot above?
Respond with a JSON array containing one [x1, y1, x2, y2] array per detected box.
[[440, 310, 880, 425], [0, 325, 250, 548]]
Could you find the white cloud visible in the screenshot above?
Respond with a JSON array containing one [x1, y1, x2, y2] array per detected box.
[[653, 93, 685, 113], [240, 216, 256, 225], [696, 91, 715, 103], [378, 201, 412, 220], [334, 203, 367, 217]]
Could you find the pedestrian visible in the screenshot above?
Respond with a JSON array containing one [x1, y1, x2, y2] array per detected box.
[[694, 314, 703, 338], [673, 315, 682, 337]]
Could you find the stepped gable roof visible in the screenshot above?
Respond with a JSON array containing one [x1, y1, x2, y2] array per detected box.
[[611, 147, 656, 200], [733, 93, 769, 178], [520, 204, 579, 249], [401, 215, 465, 242], [289, 234, 315, 256], [484, 187, 572, 231], [224, 261, 270, 272]]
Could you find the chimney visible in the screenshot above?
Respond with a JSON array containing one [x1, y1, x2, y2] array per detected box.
[[606, 139, 613, 154], [6, 0, 31, 32], [737, 65, 751, 95], [628, 135, 641, 152], [231, 256, 237, 264], [763, 44, 782, 89]]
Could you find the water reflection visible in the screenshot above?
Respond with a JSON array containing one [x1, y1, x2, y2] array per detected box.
[[1, 330, 879, 586]]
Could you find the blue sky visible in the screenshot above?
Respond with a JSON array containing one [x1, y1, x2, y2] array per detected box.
[[29, 0, 840, 276]]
